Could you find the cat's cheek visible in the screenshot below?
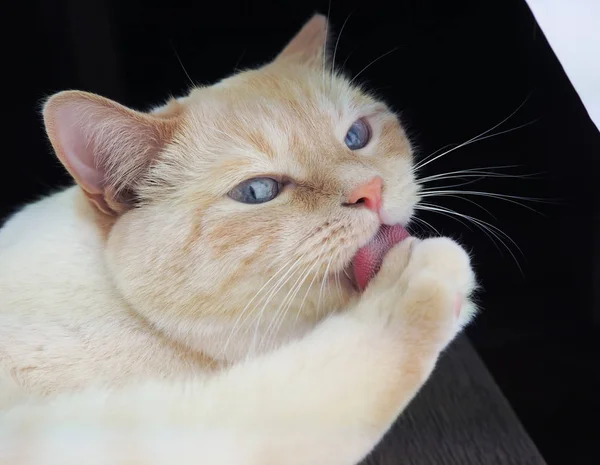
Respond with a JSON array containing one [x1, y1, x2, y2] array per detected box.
[[379, 206, 414, 228]]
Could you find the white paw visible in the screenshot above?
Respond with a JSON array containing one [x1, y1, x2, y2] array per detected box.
[[406, 237, 477, 330], [360, 236, 478, 347]]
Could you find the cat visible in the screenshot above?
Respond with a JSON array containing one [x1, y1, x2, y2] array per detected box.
[[0, 14, 477, 464]]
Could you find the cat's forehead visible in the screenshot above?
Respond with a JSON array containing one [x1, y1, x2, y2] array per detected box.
[[192, 66, 383, 128], [177, 65, 388, 175]]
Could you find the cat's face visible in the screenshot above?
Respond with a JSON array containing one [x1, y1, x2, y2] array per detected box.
[[43, 15, 419, 360]]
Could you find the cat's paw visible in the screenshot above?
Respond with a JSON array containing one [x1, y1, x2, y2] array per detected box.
[[405, 237, 477, 328], [358, 236, 477, 350]]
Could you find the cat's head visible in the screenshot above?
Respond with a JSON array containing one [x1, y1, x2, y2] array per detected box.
[[43, 15, 420, 360]]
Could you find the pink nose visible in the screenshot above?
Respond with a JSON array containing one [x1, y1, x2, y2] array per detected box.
[[346, 176, 383, 213]]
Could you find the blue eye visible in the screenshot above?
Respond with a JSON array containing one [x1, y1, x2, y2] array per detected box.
[[344, 118, 371, 150], [228, 177, 282, 204]]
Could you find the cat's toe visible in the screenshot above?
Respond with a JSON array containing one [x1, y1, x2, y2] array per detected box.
[[408, 237, 475, 296]]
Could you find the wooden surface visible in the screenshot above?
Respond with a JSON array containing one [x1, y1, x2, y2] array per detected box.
[[361, 336, 547, 465]]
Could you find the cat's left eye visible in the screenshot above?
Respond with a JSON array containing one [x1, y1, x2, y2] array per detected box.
[[344, 118, 371, 150], [228, 177, 282, 204]]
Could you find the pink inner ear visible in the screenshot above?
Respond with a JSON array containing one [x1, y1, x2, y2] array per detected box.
[[45, 91, 181, 214], [53, 103, 106, 195]]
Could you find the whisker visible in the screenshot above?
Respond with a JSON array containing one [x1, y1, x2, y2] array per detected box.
[[420, 189, 549, 203], [422, 193, 499, 220], [414, 96, 534, 172], [248, 255, 307, 354], [323, 0, 333, 87], [317, 254, 335, 320], [260, 260, 312, 351], [411, 215, 442, 236], [415, 119, 538, 173], [418, 165, 535, 183], [331, 10, 354, 80], [332, 250, 344, 302], [419, 189, 550, 214], [169, 40, 195, 89], [418, 172, 544, 192], [220, 229, 319, 358], [419, 202, 516, 243], [340, 49, 354, 71], [415, 205, 474, 231], [232, 47, 247, 72], [413, 143, 457, 169], [462, 118, 541, 146], [219, 253, 304, 359], [420, 176, 489, 190], [342, 267, 352, 282], [349, 46, 400, 85], [417, 203, 524, 274], [295, 247, 330, 327], [407, 217, 427, 236], [262, 245, 327, 350], [248, 232, 336, 352], [269, 256, 322, 349]]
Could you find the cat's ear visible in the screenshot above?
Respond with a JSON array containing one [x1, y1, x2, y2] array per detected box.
[[43, 91, 181, 216], [275, 14, 330, 68]]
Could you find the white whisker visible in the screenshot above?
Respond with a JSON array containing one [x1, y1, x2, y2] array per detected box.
[[295, 247, 330, 326], [417, 203, 523, 274], [418, 165, 530, 184], [421, 176, 489, 191], [323, 0, 332, 87], [423, 193, 500, 219], [415, 205, 474, 231], [333, 251, 343, 301], [317, 254, 335, 320], [262, 245, 326, 350], [169, 41, 195, 89], [259, 262, 311, 351], [420, 189, 548, 215], [411, 215, 442, 236], [248, 255, 307, 354], [331, 11, 353, 80], [349, 46, 400, 85], [414, 96, 534, 172], [219, 253, 304, 359], [340, 49, 354, 70], [268, 258, 319, 349], [420, 189, 548, 203]]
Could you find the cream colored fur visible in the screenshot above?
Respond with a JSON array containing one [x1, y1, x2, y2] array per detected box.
[[0, 15, 477, 465]]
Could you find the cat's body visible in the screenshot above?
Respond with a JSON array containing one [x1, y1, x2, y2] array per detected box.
[[0, 187, 216, 397], [0, 15, 477, 465]]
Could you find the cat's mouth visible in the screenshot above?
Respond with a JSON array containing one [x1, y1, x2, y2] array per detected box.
[[346, 224, 411, 292]]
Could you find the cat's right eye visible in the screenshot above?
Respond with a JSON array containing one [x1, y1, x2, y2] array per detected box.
[[228, 177, 282, 204]]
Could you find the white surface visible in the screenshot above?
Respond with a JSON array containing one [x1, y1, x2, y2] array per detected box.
[[525, 0, 600, 130]]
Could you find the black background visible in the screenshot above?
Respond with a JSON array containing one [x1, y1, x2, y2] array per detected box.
[[2, 1, 599, 463]]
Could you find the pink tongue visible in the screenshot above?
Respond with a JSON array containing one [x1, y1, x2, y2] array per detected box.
[[352, 225, 410, 291]]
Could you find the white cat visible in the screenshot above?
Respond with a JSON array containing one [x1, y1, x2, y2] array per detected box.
[[0, 15, 476, 465]]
